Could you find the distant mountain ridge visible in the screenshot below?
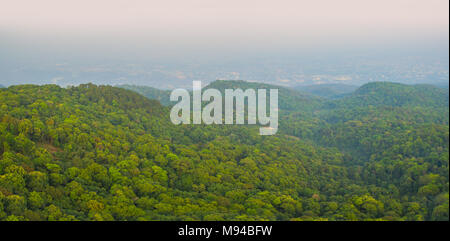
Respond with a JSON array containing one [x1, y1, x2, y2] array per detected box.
[[120, 80, 449, 111], [294, 83, 359, 99], [118, 85, 172, 106], [330, 82, 449, 108], [119, 80, 324, 112], [205, 80, 323, 111]]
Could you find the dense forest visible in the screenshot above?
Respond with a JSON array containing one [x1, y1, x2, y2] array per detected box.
[[0, 81, 448, 221]]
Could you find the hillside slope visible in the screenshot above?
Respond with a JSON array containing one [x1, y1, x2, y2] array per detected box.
[[118, 85, 172, 106]]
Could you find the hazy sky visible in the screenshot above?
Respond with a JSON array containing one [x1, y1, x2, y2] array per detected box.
[[0, 0, 448, 87], [1, 0, 448, 52]]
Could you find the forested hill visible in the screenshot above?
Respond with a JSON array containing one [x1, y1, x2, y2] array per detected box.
[[119, 81, 449, 110], [0, 83, 448, 221], [282, 81, 449, 157], [329, 82, 449, 108]]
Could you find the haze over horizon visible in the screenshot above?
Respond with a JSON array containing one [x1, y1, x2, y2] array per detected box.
[[0, 0, 448, 88]]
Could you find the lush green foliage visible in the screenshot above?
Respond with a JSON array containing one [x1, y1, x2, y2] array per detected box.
[[0, 81, 448, 221]]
